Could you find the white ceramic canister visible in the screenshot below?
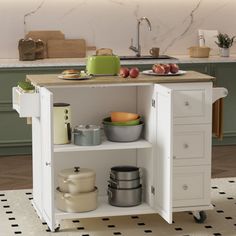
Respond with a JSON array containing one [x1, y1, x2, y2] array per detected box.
[[53, 103, 71, 144], [58, 166, 96, 194]]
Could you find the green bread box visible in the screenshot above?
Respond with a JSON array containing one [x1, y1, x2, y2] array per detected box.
[[86, 55, 120, 76]]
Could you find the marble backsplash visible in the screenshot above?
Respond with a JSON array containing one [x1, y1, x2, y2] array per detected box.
[[1, 0, 236, 59]]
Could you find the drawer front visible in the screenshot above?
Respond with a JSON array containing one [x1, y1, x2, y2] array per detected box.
[[12, 87, 40, 117], [172, 85, 212, 124], [173, 166, 211, 207], [173, 124, 211, 166]]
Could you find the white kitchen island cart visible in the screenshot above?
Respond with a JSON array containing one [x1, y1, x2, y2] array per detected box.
[[12, 71, 228, 231]]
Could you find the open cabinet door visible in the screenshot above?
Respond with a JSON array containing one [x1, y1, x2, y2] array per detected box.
[[153, 84, 173, 223], [40, 87, 55, 231]]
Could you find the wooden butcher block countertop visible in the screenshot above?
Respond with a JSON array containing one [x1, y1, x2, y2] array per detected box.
[[26, 71, 215, 87]]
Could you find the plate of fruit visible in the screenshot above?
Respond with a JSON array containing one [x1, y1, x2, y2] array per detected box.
[[142, 63, 186, 76]]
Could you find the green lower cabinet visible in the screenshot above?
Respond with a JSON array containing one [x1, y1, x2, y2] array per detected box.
[[178, 63, 210, 75]]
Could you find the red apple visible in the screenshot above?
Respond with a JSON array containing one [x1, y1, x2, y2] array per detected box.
[[129, 67, 139, 78], [169, 63, 179, 74], [152, 64, 158, 72], [153, 64, 165, 74], [163, 64, 170, 74], [119, 67, 129, 78]]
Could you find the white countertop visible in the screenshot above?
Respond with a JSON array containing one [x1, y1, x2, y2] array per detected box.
[[1, 55, 236, 68]]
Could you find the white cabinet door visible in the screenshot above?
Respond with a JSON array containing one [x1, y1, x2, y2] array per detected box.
[[154, 84, 173, 224], [40, 87, 55, 230]]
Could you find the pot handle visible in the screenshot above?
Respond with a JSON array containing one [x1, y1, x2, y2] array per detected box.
[[62, 193, 71, 199], [63, 178, 69, 183], [107, 189, 112, 198], [110, 171, 116, 179], [107, 179, 118, 187]]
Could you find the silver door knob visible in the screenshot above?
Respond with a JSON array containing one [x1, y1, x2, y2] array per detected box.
[[183, 143, 189, 149], [183, 184, 188, 190], [45, 162, 51, 166], [185, 101, 190, 106]]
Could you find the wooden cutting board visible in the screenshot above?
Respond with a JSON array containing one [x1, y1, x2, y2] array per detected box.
[[47, 39, 87, 58], [25, 31, 65, 57]]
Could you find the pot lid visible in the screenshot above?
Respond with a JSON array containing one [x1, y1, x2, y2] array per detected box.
[[59, 166, 95, 179], [74, 125, 100, 132]]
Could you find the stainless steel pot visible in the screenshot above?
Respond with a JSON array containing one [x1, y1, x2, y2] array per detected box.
[[108, 177, 141, 189], [110, 166, 140, 180], [56, 187, 98, 213], [107, 185, 142, 207], [73, 125, 101, 146], [58, 166, 96, 194]]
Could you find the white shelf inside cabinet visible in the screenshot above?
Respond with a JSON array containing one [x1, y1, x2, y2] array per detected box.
[[54, 139, 152, 152], [55, 196, 156, 221]]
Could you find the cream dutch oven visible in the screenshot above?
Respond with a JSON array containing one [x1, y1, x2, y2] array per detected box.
[[56, 187, 98, 213], [58, 166, 96, 194]]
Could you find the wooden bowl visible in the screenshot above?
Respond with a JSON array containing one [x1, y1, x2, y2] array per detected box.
[[111, 112, 139, 122]]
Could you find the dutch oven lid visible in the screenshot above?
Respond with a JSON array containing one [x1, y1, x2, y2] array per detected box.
[[111, 165, 139, 172], [59, 166, 95, 179]]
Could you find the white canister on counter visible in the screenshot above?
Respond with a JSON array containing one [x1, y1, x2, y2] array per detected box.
[[53, 103, 71, 144]]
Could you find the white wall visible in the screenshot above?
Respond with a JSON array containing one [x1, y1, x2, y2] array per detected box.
[[1, 0, 236, 58]]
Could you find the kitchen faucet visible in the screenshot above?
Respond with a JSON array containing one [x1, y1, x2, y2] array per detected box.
[[129, 17, 152, 57]]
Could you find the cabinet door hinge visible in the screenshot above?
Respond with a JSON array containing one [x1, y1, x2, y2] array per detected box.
[[151, 186, 155, 195], [151, 99, 155, 108]]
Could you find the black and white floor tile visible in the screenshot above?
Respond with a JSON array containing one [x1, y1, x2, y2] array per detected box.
[[0, 178, 235, 236]]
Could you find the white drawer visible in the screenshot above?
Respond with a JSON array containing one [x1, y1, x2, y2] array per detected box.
[[12, 87, 40, 117], [173, 166, 211, 207], [172, 83, 212, 124], [173, 124, 211, 166]]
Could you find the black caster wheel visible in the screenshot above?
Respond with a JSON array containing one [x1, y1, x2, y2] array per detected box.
[[193, 211, 207, 224], [55, 225, 60, 232]]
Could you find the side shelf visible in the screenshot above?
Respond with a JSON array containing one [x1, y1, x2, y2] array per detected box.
[[12, 87, 40, 117]]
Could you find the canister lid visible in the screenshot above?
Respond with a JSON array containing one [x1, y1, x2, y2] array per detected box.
[[59, 166, 95, 179], [74, 125, 100, 132]]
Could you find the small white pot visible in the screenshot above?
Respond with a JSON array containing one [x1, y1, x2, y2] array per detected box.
[[58, 166, 96, 194], [56, 187, 98, 213], [219, 47, 230, 57]]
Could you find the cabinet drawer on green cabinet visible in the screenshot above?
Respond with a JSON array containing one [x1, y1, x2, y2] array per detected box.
[[173, 124, 211, 166], [173, 166, 211, 207]]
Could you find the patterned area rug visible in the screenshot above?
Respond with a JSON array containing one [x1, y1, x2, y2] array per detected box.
[[0, 178, 235, 236]]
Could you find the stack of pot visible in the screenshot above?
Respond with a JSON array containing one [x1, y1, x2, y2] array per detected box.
[[56, 166, 98, 213], [107, 166, 142, 207]]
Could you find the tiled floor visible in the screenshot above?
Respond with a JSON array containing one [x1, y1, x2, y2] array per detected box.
[[0, 178, 235, 236]]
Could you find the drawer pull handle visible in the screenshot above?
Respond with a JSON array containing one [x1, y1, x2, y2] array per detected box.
[[184, 101, 190, 106], [184, 143, 189, 149], [183, 184, 188, 190]]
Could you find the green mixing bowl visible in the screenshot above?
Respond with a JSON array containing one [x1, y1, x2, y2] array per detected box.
[[103, 117, 140, 126]]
